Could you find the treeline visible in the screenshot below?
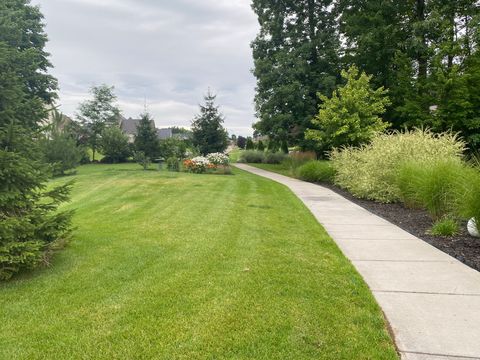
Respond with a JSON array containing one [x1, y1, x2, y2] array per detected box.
[[251, 0, 480, 152]]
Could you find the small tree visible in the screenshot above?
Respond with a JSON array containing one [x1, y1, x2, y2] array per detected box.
[[256, 140, 265, 151], [237, 136, 247, 149], [246, 137, 255, 150], [134, 151, 151, 170], [1, 125, 73, 280], [77, 85, 121, 161], [134, 112, 159, 159], [191, 91, 228, 155], [99, 127, 131, 163], [306, 66, 391, 150], [40, 134, 82, 176]]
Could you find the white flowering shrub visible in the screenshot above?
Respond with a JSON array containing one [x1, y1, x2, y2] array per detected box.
[[206, 152, 229, 166]]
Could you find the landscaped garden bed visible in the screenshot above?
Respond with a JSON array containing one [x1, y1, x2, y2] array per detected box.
[[242, 129, 480, 273], [324, 184, 480, 272]]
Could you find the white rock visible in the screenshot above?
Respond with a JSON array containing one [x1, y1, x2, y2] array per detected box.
[[467, 218, 479, 238]]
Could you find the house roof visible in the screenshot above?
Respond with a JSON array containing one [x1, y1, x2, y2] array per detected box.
[[157, 128, 173, 140], [120, 118, 155, 136], [120, 117, 173, 140]]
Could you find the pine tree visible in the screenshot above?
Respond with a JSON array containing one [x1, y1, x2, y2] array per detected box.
[[191, 91, 228, 155], [0, 0, 73, 279], [134, 112, 159, 159]]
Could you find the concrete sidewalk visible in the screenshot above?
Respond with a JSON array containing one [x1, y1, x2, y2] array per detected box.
[[235, 164, 480, 360]]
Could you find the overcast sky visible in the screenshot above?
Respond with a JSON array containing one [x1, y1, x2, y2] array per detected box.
[[33, 0, 259, 136]]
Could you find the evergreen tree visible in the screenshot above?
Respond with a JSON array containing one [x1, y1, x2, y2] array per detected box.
[[257, 140, 265, 151], [251, 0, 340, 147], [0, 0, 73, 280], [77, 85, 121, 161], [191, 91, 228, 155], [246, 138, 255, 150], [237, 136, 247, 149], [134, 112, 159, 159]]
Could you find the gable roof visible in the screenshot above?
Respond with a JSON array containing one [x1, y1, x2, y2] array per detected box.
[[120, 118, 155, 136]]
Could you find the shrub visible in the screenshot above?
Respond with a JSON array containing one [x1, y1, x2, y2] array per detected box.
[[331, 129, 466, 202], [40, 134, 82, 176], [283, 151, 317, 170], [206, 152, 229, 166], [298, 161, 335, 183], [397, 159, 464, 219], [239, 150, 265, 163], [246, 138, 255, 150], [134, 151, 151, 170], [456, 166, 480, 225], [264, 152, 287, 164], [166, 157, 180, 172], [159, 138, 188, 160], [430, 218, 459, 236], [99, 127, 131, 163], [306, 66, 390, 151], [257, 140, 265, 151], [183, 156, 210, 173]]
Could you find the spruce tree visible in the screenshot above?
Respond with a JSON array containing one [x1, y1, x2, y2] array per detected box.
[[134, 112, 159, 159], [191, 91, 228, 155], [0, 0, 73, 280]]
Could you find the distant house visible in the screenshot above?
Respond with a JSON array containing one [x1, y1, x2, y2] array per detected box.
[[119, 116, 173, 143], [157, 128, 173, 140]]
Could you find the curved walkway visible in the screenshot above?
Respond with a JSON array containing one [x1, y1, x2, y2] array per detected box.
[[235, 164, 480, 360]]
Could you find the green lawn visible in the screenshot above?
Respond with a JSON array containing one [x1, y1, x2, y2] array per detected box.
[[247, 162, 295, 177], [0, 164, 397, 359]]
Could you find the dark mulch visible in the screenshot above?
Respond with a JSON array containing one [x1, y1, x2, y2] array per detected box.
[[322, 183, 480, 272]]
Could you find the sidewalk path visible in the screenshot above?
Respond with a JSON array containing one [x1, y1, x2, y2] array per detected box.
[[235, 164, 480, 360]]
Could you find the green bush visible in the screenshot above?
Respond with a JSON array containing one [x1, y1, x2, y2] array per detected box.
[[134, 151, 151, 170], [331, 129, 466, 202], [264, 152, 287, 164], [397, 159, 464, 219], [40, 134, 82, 176], [283, 151, 317, 171], [298, 161, 335, 183], [166, 157, 180, 172], [239, 150, 265, 163], [456, 166, 480, 224], [430, 218, 459, 236], [99, 127, 131, 163]]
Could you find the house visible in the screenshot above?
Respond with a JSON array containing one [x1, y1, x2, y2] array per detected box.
[[119, 116, 173, 143]]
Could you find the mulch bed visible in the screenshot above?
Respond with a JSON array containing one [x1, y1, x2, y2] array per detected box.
[[322, 183, 480, 272]]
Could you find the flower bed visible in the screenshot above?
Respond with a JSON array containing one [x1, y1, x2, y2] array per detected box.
[[183, 153, 230, 174]]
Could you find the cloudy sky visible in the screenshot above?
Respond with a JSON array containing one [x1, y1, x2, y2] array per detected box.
[[33, 0, 259, 136]]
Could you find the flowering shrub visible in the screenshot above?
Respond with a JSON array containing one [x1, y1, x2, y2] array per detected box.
[[183, 156, 210, 173], [184, 153, 231, 174], [206, 152, 229, 166]]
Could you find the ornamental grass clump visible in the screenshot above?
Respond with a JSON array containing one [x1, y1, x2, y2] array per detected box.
[[330, 129, 466, 202], [297, 161, 335, 184], [397, 159, 465, 219], [238, 150, 265, 163]]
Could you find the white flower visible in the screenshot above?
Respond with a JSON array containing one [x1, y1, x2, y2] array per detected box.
[[206, 152, 229, 165]]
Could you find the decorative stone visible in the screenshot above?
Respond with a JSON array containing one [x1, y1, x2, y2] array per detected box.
[[467, 218, 479, 238]]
